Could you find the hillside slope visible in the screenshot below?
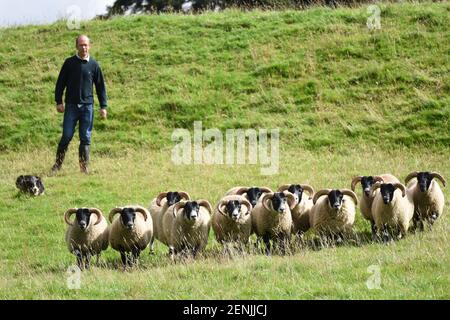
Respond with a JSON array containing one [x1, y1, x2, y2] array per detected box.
[[0, 2, 448, 154]]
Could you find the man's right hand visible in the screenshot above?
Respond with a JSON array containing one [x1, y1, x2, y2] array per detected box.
[[56, 103, 65, 113]]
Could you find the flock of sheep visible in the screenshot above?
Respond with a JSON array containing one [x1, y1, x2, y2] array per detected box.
[[64, 171, 446, 269]]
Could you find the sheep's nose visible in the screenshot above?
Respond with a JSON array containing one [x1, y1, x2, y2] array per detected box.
[[32, 187, 39, 195], [364, 189, 371, 196], [383, 197, 389, 204], [126, 222, 134, 229], [79, 221, 87, 229]]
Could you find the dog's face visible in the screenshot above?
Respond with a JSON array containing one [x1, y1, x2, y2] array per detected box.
[[16, 175, 44, 196]]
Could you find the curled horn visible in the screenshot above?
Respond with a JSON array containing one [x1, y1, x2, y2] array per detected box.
[[405, 171, 419, 184], [259, 187, 273, 194], [64, 208, 78, 226], [217, 200, 228, 216], [155, 192, 168, 206], [300, 184, 315, 199], [285, 193, 296, 210], [371, 183, 382, 192], [198, 200, 213, 215], [341, 189, 359, 205], [431, 172, 446, 187], [277, 184, 291, 192], [235, 187, 249, 195], [178, 191, 191, 200], [351, 176, 363, 191], [261, 193, 274, 212], [134, 206, 149, 221], [89, 208, 104, 225], [172, 201, 186, 218], [312, 189, 331, 205], [109, 207, 123, 223], [372, 176, 385, 184], [393, 183, 406, 197], [239, 198, 253, 215]]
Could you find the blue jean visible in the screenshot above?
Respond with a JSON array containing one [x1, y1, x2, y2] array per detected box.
[[58, 103, 94, 149]]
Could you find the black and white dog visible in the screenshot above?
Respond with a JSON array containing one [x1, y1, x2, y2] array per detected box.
[[16, 175, 45, 196]]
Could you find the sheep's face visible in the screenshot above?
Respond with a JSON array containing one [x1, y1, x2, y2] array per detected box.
[[272, 192, 288, 213], [380, 184, 395, 204], [120, 208, 136, 230], [226, 200, 241, 220], [247, 188, 263, 207], [288, 184, 303, 204], [76, 208, 92, 231], [327, 190, 344, 211], [166, 192, 182, 206], [183, 201, 200, 221], [361, 176, 375, 197], [417, 172, 433, 192], [16, 175, 45, 196]]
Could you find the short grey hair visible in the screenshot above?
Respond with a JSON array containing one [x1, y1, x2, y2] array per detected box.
[[75, 35, 90, 46]]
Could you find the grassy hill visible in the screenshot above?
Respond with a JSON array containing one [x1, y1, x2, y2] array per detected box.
[[0, 1, 449, 299]]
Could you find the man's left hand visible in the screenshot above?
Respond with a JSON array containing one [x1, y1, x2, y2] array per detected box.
[[100, 108, 107, 119]]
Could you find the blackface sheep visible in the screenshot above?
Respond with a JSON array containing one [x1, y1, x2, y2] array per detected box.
[[310, 189, 358, 243], [109, 206, 153, 267], [163, 200, 212, 259], [371, 183, 414, 243], [252, 192, 296, 255], [278, 184, 315, 237], [64, 207, 109, 270], [149, 191, 190, 253], [405, 171, 446, 230], [212, 195, 253, 249], [351, 174, 400, 237]]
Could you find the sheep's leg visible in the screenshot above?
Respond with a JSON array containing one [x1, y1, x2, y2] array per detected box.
[[381, 224, 390, 244], [149, 238, 155, 255], [75, 250, 84, 271], [428, 212, 438, 228], [120, 252, 127, 267], [132, 249, 140, 266], [84, 253, 91, 270], [371, 222, 377, 240], [263, 234, 271, 255]]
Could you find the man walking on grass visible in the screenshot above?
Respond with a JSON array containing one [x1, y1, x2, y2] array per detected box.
[[51, 35, 108, 175]]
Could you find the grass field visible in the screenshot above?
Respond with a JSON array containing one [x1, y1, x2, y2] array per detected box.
[[0, 1, 449, 299]]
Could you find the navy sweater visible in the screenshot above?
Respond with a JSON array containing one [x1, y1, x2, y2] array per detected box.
[[55, 55, 107, 108]]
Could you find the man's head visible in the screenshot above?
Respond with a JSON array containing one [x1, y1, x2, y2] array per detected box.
[[76, 35, 90, 59]]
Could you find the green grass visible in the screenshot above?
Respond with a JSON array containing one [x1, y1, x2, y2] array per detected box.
[[0, 1, 449, 299]]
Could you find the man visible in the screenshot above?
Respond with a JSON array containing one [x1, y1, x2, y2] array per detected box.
[[51, 35, 107, 175]]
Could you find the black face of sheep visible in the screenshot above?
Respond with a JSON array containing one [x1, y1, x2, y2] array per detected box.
[[247, 188, 263, 207], [183, 201, 200, 220], [272, 192, 288, 213], [361, 176, 375, 197], [380, 184, 396, 204], [75, 208, 93, 230], [417, 172, 433, 192], [16, 175, 45, 196], [120, 208, 137, 230], [328, 190, 344, 210], [225, 200, 241, 220], [288, 184, 303, 204], [166, 192, 182, 206]]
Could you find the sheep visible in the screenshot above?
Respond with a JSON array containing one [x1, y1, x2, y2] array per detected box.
[[351, 174, 400, 237], [163, 199, 213, 259], [212, 195, 253, 251], [225, 186, 272, 207], [251, 192, 296, 255], [148, 191, 190, 253], [371, 182, 414, 243], [405, 171, 446, 231], [16, 175, 45, 196], [277, 184, 315, 237], [309, 189, 358, 243], [108, 206, 153, 267], [64, 207, 109, 270]]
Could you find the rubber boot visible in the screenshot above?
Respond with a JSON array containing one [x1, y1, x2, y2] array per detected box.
[[50, 144, 67, 176], [79, 144, 90, 174]]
